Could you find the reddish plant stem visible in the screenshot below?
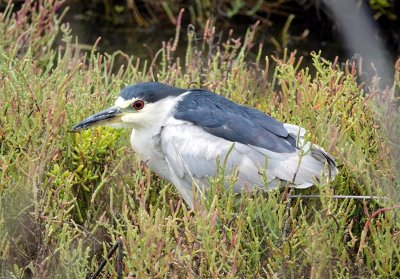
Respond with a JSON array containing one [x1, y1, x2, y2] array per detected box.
[[357, 205, 400, 259]]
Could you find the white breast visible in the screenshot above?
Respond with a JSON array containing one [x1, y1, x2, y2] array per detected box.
[[130, 128, 172, 180]]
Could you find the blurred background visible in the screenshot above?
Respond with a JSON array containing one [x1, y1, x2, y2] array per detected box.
[[2, 0, 397, 83], [58, 1, 398, 56], [58, 0, 398, 69], [1, 0, 396, 78]]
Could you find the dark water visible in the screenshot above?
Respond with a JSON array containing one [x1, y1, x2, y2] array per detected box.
[[63, 1, 189, 60], [61, 1, 394, 85], [62, 1, 343, 61]]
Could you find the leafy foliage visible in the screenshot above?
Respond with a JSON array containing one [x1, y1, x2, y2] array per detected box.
[[0, 1, 399, 278]]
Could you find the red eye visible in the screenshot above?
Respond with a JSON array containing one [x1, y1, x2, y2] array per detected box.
[[132, 100, 144, 110]]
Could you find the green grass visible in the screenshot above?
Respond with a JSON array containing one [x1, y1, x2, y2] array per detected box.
[[1, 1, 399, 278]]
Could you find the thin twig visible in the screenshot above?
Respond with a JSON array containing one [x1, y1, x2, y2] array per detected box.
[[283, 188, 292, 239], [287, 195, 387, 200], [90, 239, 122, 279], [117, 238, 124, 279]]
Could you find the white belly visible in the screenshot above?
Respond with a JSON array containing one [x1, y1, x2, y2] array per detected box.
[[130, 128, 171, 180]]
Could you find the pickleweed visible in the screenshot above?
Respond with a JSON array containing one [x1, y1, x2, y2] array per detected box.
[[0, 1, 399, 278]]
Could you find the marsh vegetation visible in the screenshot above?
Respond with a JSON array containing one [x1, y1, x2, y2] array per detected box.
[[0, 1, 399, 278]]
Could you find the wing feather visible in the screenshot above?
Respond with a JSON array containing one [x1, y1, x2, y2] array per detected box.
[[160, 118, 336, 198], [174, 90, 296, 153]]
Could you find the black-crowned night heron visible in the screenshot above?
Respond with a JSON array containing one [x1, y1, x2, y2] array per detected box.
[[72, 82, 338, 208]]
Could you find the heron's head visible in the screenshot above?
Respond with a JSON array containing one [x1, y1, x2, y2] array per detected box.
[[72, 82, 187, 131]]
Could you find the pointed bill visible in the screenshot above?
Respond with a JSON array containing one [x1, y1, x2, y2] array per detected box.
[[71, 106, 123, 131]]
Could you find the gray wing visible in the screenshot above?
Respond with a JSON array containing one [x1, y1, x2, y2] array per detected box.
[[159, 120, 272, 198], [174, 90, 296, 153], [158, 119, 333, 209]]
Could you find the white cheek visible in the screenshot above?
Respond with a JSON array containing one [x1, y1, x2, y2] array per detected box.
[[121, 112, 148, 128], [121, 113, 137, 123]]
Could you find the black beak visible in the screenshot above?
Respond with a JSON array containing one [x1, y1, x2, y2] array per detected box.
[[71, 106, 123, 131]]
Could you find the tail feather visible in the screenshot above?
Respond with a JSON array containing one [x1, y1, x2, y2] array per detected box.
[[310, 145, 338, 179], [283, 123, 338, 183]]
